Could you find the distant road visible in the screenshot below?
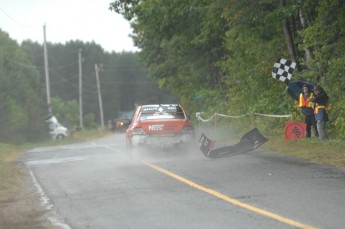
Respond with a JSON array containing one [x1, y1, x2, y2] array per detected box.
[[22, 133, 345, 229]]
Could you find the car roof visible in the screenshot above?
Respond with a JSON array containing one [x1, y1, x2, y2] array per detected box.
[[140, 104, 183, 113], [141, 104, 180, 107]]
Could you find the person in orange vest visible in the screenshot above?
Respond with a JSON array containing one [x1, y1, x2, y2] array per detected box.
[[299, 84, 318, 138], [309, 85, 329, 140]]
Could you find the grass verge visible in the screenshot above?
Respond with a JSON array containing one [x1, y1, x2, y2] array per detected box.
[[263, 137, 345, 168], [0, 144, 22, 197]]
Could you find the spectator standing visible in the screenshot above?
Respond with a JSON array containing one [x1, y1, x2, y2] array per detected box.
[[309, 85, 329, 140], [298, 84, 318, 138]]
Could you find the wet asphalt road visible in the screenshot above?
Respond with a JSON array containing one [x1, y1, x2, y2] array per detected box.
[[22, 133, 345, 229]]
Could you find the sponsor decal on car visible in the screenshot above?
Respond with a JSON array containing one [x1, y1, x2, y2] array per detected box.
[[149, 124, 164, 131]]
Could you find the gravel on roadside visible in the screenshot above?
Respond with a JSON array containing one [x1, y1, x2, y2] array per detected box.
[[0, 164, 61, 229]]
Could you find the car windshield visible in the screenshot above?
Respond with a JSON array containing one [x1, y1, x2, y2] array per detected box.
[[138, 105, 186, 121]]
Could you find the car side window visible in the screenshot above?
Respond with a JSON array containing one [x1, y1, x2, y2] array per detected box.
[[174, 112, 185, 119]]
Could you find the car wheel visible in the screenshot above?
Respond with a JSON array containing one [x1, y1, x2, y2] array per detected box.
[[56, 134, 65, 140]]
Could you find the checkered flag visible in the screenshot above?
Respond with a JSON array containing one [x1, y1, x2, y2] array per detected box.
[[272, 58, 296, 84]]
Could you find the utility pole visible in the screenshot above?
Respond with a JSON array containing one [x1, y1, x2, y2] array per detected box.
[[94, 63, 105, 130], [78, 49, 83, 128], [43, 24, 52, 114]]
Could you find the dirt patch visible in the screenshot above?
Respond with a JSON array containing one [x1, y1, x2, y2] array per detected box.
[[0, 164, 60, 229]]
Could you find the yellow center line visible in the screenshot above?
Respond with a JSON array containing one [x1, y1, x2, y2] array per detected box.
[[142, 161, 317, 229]]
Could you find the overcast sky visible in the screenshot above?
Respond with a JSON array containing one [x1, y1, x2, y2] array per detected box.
[[0, 0, 137, 52]]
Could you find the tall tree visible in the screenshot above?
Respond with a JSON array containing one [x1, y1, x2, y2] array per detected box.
[[21, 39, 177, 126], [0, 30, 47, 143], [110, 0, 230, 112]]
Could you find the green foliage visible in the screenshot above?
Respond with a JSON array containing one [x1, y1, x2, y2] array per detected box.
[[83, 113, 97, 129], [2, 27, 177, 143], [6, 98, 28, 132], [2, 0, 345, 142], [50, 97, 66, 122], [0, 30, 47, 143], [65, 100, 79, 127], [110, 0, 345, 140], [111, 0, 229, 108], [22, 40, 177, 126], [51, 97, 79, 128]]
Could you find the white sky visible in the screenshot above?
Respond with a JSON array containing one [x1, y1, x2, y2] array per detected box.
[[0, 0, 138, 52]]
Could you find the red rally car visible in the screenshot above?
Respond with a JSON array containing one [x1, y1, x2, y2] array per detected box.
[[126, 104, 194, 149]]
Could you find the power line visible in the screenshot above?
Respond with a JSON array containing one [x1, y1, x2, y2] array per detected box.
[[0, 6, 29, 27], [47, 61, 78, 70], [1, 57, 38, 69], [1, 56, 78, 70]]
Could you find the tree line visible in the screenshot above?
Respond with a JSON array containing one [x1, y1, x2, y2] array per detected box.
[[0, 29, 177, 143], [1, 0, 344, 143], [110, 0, 345, 139]]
